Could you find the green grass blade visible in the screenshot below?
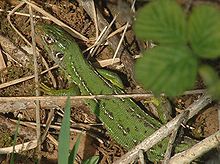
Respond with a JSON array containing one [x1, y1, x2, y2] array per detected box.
[[10, 118, 20, 164], [68, 134, 81, 164], [82, 155, 99, 164], [58, 96, 71, 164]]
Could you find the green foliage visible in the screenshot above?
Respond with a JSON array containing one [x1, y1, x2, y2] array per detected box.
[[68, 134, 81, 164], [58, 97, 71, 164], [10, 118, 20, 164], [134, 0, 187, 44], [82, 156, 99, 164], [199, 65, 220, 98], [134, 0, 220, 97], [58, 97, 100, 164], [188, 5, 220, 58], [135, 46, 197, 96]]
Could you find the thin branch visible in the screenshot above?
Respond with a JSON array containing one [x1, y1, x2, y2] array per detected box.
[[0, 8, 50, 19], [29, 4, 41, 161], [163, 110, 189, 163], [0, 65, 58, 90], [23, 0, 88, 41], [169, 130, 220, 164], [0, 140, 37, 154]]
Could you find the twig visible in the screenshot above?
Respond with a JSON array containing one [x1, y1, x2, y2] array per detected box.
[[23, 0, 88, 41], [138, 149, 145, 164], [29, 4, 41, 161], [111, 21, 129, 64], [90, 0, 99, 38], [0, 49, 6, 70], [0, 93, 154, 102], [162, 110, 189, 164], [0, 65, 58, 90], [0, 8, 50, 20], [41, 109, 54, 143], [218, 103, 220, 130], [7, 2, 57, 87], [89, 15, 118, 57], [0, 139, 37, 154], [17, 120, 104, 144], [0, 35, 30, 67], [169, 130, 220, 164], [113, 94, 212, 164]]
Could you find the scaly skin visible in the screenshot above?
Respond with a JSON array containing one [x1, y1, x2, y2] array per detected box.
[[36, 24, 168, 160]]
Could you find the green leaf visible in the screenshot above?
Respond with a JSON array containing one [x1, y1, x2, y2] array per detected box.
[[58, 96, 71, 164], [134, 0, 187, 44], [10, 118, 20, 164], [68, 134, 81, 164], [135, 46, 197, 96], [199, 65, 218, 86], [82, 156, 99, 164], [188, 4, 220, 58], [199, 65, 220, 98]]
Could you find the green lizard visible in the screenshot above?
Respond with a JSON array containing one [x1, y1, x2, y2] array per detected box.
[[36, 24, 168, 161]]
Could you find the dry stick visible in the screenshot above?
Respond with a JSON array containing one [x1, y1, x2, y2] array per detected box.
[[162, 110, 190, 164], [0, 35, 30, 67], [90, 15, 118, 57], [90, 0, 99, 38], [111, 0, 136, 65], [0, 93, 154, 102], [41, 109, 54, 143], [107, 23, 130, 40], [218, 103, 220, 130], [0, 90, 207, 104], [29, 5, 41, 161], [169, 131, 220, 164], [138, 149, 145, 164], [0, 90, 206, 113], [0, 139, 38, 154], [7, 1, 28, 44], [7, 2, 57, 88], [0, 8, 50, 20], [88, 26, 108, 54], [0, 49, 6, 70], [0, 65, 58, 90], [111, 21, 129, 65], [17, 119, 104, 144], [93, 58, 121, 67], [113, 94, 212, 164], [23, 0, 88, 42]]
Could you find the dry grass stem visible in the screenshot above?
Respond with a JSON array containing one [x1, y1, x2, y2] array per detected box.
[[29, 4, 41, 160], [0, 8, 50, 20], [0, 139, 37, 154], [0, 49, 6, 70], [94, 58, 120, 67], [23, 0, 88, 41], [89, 15, 118, 57], [111, 22, 129, 65], [0, 65, 58, 90]]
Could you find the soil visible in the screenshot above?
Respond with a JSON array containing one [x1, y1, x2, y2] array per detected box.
[[0, 0, 219, 163]]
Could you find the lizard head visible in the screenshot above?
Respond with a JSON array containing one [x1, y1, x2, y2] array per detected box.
[[35, 23, 73, 70]]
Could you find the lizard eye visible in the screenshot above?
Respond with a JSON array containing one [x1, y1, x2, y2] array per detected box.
[[55, 52, 64, 60], [44, 35, 54, 44]]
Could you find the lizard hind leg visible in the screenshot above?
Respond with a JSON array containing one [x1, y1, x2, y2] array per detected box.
[[39, 82, 80, 96], [97, 69, 124, 89]]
